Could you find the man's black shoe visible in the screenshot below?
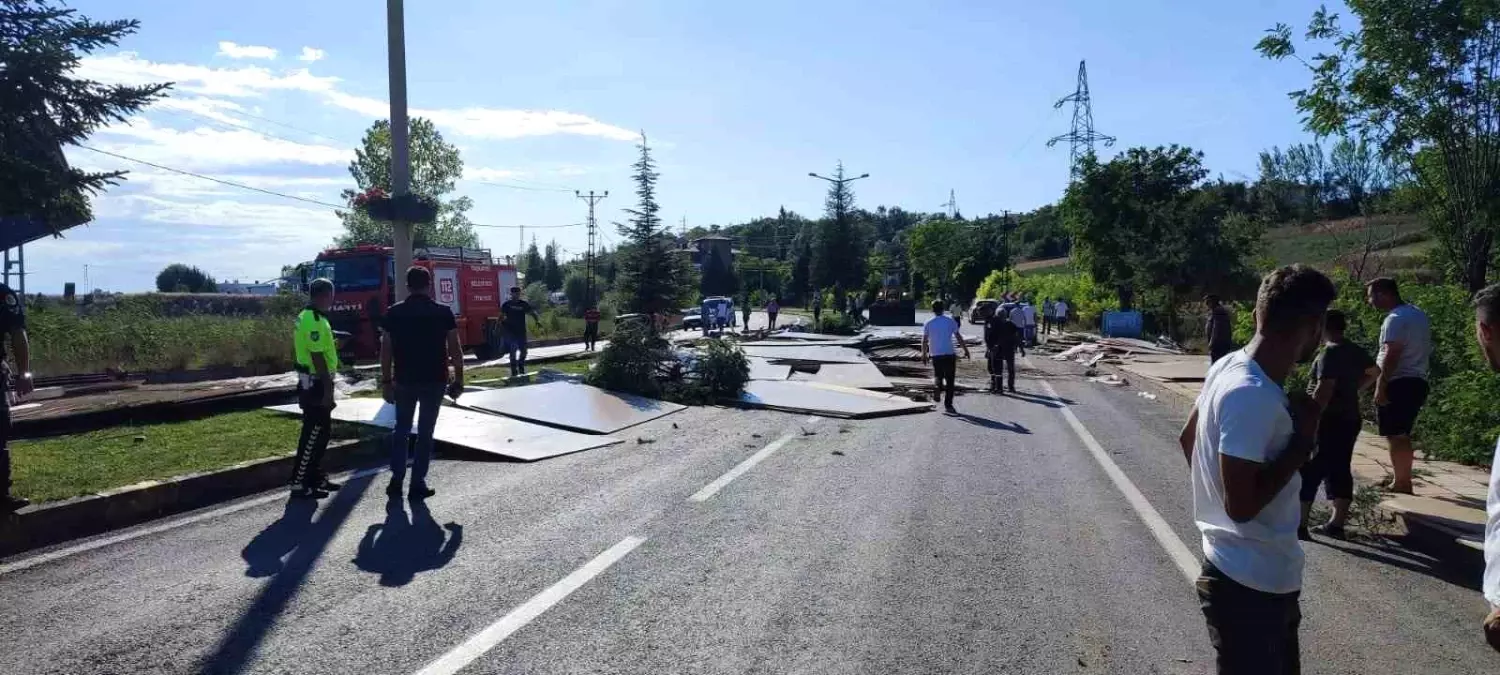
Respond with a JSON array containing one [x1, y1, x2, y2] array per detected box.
[[410, 484, 436, 500], [290, 486, 329, 500], [316, 478, 343, 491], [2, 494, 29, 512], [386, 480, 404, 498]]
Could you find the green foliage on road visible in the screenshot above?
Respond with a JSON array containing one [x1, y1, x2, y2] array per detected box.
[[8, 410, 377, 503], [335, 117, 480, 249]]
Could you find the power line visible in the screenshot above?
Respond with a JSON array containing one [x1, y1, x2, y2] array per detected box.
[[76, 145, 583, 231]]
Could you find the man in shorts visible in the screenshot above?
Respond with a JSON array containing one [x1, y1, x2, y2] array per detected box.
[[1366, 278, 1432, 495]]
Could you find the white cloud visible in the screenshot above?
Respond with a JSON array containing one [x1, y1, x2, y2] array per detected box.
[[298, 47, 326, 63], [153, 97, 248, 126], [91, 118, 348, 171], [77, 52, 338, 98], [81, 51, 636, 142], [217, 41, 278, 60], [465, 167, 524, 181]]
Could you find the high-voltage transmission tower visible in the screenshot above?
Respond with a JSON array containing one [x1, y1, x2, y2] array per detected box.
[[1047, 60, 1115, 178], [575, 190, 607, 306]]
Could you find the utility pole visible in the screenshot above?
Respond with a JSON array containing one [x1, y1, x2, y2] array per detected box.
[[576, 190, 608, 307], [808, 163, 870, 311], [1047, 60, 1116, 180], [386, 0, 413, 300]]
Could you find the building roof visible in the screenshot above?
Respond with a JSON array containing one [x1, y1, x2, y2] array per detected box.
[[691, 235, 733, 242], [0, 216, 77, 251]]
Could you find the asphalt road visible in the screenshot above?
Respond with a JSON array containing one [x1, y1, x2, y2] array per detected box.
[[1, 353, 1496, 674]]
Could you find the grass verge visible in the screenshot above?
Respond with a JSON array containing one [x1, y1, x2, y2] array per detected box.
[[9, 409, 378, 503], [466, 355, 597, 385]]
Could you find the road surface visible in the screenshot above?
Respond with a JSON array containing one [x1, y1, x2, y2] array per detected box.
[[1, 356, 1495, 674]]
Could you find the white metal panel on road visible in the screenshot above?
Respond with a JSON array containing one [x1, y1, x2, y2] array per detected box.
[[461, 381, 686, 435]]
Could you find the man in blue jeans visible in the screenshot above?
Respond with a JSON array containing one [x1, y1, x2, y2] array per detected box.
[[380, 266, 465, 499]]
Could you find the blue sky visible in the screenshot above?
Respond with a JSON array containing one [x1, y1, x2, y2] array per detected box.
[[32, 0, 1330, 292]]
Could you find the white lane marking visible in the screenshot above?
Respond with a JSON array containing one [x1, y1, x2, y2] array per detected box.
[[414, 536, 646, 675], [1033, 368, 1200, 581], [688, 419, 817, 502], [0, 465, 388, 576]]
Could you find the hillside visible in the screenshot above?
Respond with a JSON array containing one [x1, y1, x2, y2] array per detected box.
[[1013, 213, 1433, 279]]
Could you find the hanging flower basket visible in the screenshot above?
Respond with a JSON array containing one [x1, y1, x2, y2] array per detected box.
[[353, 187, 441, 224]]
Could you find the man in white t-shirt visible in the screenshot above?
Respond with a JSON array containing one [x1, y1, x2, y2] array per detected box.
[[1020, 300, 1037, 346], [922, 300, 970, 413], [1178, 265, 1335, 674], [1055, 299, 1069, 331], [1467, 284, 1500, 652], [1366, 277, 1432, 495]]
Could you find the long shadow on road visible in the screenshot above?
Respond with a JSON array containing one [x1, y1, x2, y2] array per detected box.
[[351, 496, 463, 587], [954, 413, 1030, 434], [202, 475, 374, 675]]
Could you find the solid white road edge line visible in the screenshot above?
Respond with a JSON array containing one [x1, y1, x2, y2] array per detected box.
[[1034, 371, 1200, 581], [0, 465, 388, 576], [688, 419, 818, 502], [413, 535, 647, 675]]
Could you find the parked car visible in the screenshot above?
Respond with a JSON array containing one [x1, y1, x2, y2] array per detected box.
[[681, 307, 705, 331], [969, 299, 999, 323]]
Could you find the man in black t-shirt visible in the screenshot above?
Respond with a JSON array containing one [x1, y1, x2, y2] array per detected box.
[[984, 307, 1025, 394], [499, 286, 541, 377], [0, 284, 33, 511], [381, 267, 463, 499], [1299, 309, 1378, 540]]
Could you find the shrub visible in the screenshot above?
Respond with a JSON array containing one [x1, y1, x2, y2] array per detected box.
[[692, 338, 750, 400], [815, 313, 857, 335], [585, 320, 672, 398]]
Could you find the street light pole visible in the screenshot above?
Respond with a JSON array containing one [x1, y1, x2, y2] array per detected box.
[[807, 168, 869, 311], [387, 0, 413, 301]]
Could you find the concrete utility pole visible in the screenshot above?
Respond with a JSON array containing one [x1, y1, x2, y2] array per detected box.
[[576, 190, 608, 307], [386, 0, 413, 300]]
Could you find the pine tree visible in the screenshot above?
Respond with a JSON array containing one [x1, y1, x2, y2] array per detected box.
[[543, 239, 564, 290], [811, 162, 866, 310], [1, 0, 169, 231], [522, 237, 545, 289], [616, 133, 692, 318]]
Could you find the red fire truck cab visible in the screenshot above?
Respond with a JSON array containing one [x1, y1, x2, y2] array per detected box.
[[312, 245, 520, 361]]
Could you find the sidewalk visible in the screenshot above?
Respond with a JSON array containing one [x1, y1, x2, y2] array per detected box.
[[1134, 361, 1490, 557]]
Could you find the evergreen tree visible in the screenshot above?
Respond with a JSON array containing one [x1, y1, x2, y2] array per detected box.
[[700, 245, 739, 297], [811, 162, 867, 310], [1, 1, 169, 231], [522, 237, 545, 289], [615, 133, 693, 318], [543, 240, 564, 290], [790, 236, 813, 303]]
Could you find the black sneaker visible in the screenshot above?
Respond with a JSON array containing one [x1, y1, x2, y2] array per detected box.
[[944, 405, 958, 414], [386, 479, 404, 498], [2, 494, 29, 512], [316, 478, 343, 492], [410, 484, 436, 500], [290, 486, 329, 500]]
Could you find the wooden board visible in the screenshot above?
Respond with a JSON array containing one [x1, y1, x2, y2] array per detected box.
[[747, 357, 793, 381], [266, 398, 622, 462], [729, 380, 932, 419], [1118, 358, 1209, 383], [461, 381, 686, 434], [789, 362, 893, 390], [741, 345, 871, 364]]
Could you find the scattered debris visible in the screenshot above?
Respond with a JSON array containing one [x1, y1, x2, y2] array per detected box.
[[832, 450, 845, 456], [1089, 374, 1129, 386], [751, 433, 763, 439], [636, 437, 656, 445], [1137, 391, 1158, 401]]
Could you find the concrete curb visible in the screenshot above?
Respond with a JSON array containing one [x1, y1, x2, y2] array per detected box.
[[0, 437, 382, 558]]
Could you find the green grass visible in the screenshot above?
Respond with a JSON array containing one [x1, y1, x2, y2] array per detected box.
[[9, 410, 378, 503], [1263, 214, 1428, 268]]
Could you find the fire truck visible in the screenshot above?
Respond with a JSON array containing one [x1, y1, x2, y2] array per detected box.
[[312, 245, 520, 361]]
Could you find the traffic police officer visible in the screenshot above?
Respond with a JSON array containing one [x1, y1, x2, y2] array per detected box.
[[290, 278, 341, 499], [1, 283, 31, 511]]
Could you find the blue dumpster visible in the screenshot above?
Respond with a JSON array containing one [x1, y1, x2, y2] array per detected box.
[[1101, 310, 1143, 338]]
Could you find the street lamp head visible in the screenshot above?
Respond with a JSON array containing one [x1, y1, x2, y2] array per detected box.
[[858, 173, 870, 179], [808, 172, 819, 178]]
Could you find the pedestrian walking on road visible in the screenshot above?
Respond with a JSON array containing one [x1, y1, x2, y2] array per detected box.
[[582, 305, 601, 351], [381, 266, 465, 500], [984, 307, 1025, 394], [1366, 277, 1432, 495], [500, 286, 542, 377], [922, 300, 970, 414], [766, 298, 780, 330], [289, 278, 341, 500], [741, 295, 752, 331], [1020, 299, 1037, 346], [1179, 264, 1335, 675], [1042, 298, 1055, 336], [0, 282, 33, 511], [812, 294, 822, 329], [1206, 295, 1234, 365], [1465, 283, 1500, 653], [1055, 298, 1070, 332], [1297, 309, 1378, 541]]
